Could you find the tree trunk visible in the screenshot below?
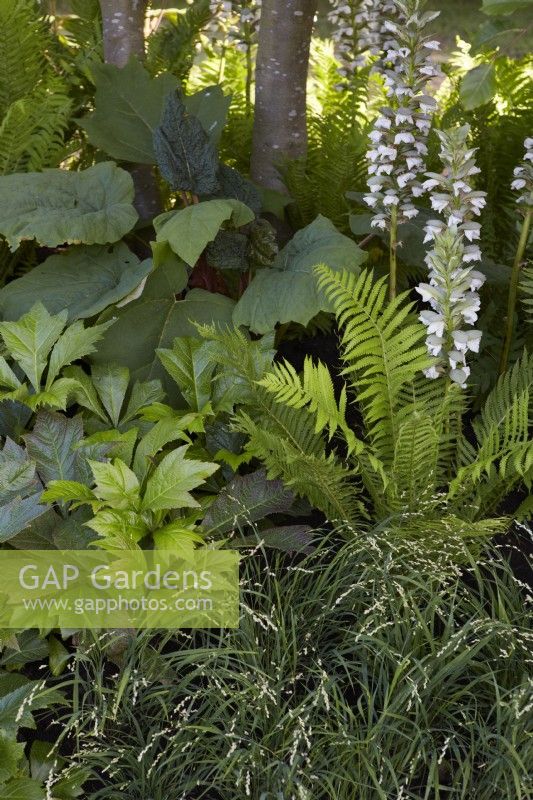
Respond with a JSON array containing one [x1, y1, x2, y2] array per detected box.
[[99, 0, 147, 67], [251, 0, 317, 192], [99, 0, 161, 222]]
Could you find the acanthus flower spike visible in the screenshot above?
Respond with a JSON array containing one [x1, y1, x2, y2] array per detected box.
[[416, 124, 487, 387]]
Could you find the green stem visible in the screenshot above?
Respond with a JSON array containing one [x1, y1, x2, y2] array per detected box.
[[499, 209, 532, 375], [389, 206, 398, 301]]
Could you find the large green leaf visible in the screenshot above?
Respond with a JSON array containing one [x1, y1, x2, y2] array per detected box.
[[233, 215, 367, 333], [184, 85, 231, 146], [91, 363, 130, 427], [0, 244, 152, 322], [0, 162, 137, 251], [0, 438, 38, 504], [80, 59, 176, 164], [154, 199, 255, 267], [142, 445, 218, 512], [482, 0, 530, 13], [460, 63, 496, 109], [92, 281, 235, 394]]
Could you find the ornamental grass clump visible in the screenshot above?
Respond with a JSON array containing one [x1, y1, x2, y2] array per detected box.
[[500, 136, 533, 373], [63, 532, 533, 799], [363, 0, 441, 298], [416, 124, 487, 387]]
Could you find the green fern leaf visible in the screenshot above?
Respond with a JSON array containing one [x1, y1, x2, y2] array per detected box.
[[316, 266, 432, 465]]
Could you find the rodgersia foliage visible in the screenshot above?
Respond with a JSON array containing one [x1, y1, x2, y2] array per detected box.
[[416, 125, 487, 386]]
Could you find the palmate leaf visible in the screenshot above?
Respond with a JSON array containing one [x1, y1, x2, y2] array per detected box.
[[0, 304, 67, 392], [0, 492, 48, 543], [46, 319, 114, 389], [132, 416, 191, 481], [153, 89, 219, 194], [142, 445, 218, 513], [0, 777, 48, 799], [233, 215, 367, 333], [316, 267, 432, 466], [90, 363, 130, 428], [0, 732, 24, 783], [40, 481, 98, 508], [89, 459, 140, 511], [0, 162, 137, 251], [0, 304, 115, 410], [0, 439, 38, 504], [85, 510, 146, 548], [157, 337, 218, 411], [0, 243, 152, 322], [154, 199, 255, 268]]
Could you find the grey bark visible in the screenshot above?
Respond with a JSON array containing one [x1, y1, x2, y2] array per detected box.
[[99, 0, 161, 222], [99, 0, 148, 69], [251, 0, 317, 192]]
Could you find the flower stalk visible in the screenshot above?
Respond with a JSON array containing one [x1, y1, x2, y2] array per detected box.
[[499, 137, 533, 374], [416, 125, 486, 387], [362, 0, 441, 299]]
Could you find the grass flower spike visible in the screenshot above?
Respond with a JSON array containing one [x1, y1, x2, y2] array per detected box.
[[417, 124, 487, 387], [363, 0, 442, 298]]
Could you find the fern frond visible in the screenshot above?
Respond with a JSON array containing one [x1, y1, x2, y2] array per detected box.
[[388, 412, 439, 514], [0, 81, 71, 174], [520, 265, 533, 324], [450, 351, 533, 513], [316, 266, 432, 465], [258, 357, 361, 455], [235, 401, 362, 524], [147, 1, 211, 84], [0, 0, 49, 118]]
